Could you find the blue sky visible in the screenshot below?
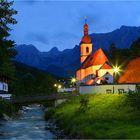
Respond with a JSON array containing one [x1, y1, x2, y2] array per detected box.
[[11, 0, 140, 51]]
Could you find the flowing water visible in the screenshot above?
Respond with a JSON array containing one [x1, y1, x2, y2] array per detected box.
[[0, 105, 56, 140]]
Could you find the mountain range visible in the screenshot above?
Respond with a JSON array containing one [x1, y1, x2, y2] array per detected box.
[[15, 25, 140, 77]]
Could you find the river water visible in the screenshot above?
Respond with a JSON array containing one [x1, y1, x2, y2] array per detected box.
[[0, 105, 56, 140]]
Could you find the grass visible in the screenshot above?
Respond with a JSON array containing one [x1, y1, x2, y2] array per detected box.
[[45, 94, 140, 139]]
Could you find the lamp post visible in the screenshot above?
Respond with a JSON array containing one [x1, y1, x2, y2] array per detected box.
[[57, 84, 62, 93], [71, 78, 76, 87], [71, 77, 77, 93]]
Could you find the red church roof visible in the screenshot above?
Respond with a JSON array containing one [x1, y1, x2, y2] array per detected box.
[[118, 57, 140, 83], [99, 62, 113, 69], [81, 35, 91, 44], [81, 48, 109, 69]]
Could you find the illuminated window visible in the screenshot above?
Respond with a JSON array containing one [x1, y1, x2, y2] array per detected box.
[[86, 47, 89, 53]]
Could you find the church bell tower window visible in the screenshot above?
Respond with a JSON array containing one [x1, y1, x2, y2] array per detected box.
[[86, 47, 89, 53]]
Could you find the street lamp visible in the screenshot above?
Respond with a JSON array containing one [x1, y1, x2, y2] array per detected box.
[[113, 66, 120, 83], [58, 84, 62, 89], [71, 78, 76, 83], [54, 84, 57, 87], [71, 77, 76, 87], [57, 84, 62, 93], [71, 77, 77, 93]]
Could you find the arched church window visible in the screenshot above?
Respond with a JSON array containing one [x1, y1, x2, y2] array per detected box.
[[105, 77, 109, 80], [86, 47, 89, 53]]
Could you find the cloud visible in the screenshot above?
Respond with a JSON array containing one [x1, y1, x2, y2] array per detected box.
[[14, 0, 37, 5], [26, 32, 49, 44], [53, 32, 78, 39]]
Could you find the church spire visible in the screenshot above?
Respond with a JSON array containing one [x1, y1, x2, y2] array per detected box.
[[84, 16, 87, 24], [81, 16, 91, 44], [80, 18, 92, 63], [84, 16, 88, 36]]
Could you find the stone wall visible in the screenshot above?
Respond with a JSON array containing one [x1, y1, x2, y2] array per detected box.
[[79, 84, 138, 94]]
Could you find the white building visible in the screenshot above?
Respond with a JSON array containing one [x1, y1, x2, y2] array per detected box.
[[0, 75, 11, 99]]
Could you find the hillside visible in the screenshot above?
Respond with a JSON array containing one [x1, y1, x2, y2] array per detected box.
[[45, 94, 140, 139], [15, 25, 140, 77], [13, 61, 57, 96]]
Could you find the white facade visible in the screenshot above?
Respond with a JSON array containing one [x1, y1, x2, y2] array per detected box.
[[0, 94, 11, 99], [0, 82, 8, 92], [58, 88, 75, 93], [0, 81, 11, 99]]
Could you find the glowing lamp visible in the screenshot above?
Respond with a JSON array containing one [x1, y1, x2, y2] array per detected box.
[[71, 78, 76, 83], [114, 67, 119, 73], [58, 85, 62, 89], [54, 84, 57, 87]]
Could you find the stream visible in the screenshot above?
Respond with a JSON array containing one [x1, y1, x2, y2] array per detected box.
[[0, 105, 56, 140]]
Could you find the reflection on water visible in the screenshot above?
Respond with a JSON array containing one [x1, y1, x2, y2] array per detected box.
[[0, 105, 56, 140]]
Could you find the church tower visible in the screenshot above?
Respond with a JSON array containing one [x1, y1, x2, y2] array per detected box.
[[80, 18, 92, 63]]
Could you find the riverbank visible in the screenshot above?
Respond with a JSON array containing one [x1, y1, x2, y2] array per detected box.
[[45, 94, 140, 139], [0, 99, 20, 119]]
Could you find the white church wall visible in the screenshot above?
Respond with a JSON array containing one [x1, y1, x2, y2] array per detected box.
[[79, 84, 137, 94]]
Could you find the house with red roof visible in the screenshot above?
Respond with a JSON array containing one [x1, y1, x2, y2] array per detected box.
[[76, 20, 114, 85]]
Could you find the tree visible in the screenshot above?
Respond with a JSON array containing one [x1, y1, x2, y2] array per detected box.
[[0, 0, 17, 78], [109, 43, 117, 59], [130, 38, 140, 57]]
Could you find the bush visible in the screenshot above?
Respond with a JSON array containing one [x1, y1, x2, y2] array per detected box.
[[44, 108, 55, 120], [0, 100, 17, 116], [78, 95, 89, 113], [126, 85, 140, 111]]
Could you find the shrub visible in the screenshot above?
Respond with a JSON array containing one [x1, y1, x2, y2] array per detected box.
[[78, 95, 89, 113], [44, 108, 55, 120], [0, 100, 17, 116], [126, 85, 140, 111]]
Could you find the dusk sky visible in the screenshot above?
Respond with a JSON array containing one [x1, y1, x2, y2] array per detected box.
[[11, 0, 140, 51]]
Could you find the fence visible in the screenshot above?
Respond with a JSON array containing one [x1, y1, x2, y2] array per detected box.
[[79, 84, 138, 94]]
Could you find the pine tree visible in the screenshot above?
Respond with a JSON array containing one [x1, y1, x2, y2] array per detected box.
[[0, 0, 17, 78], [130, 38, 140, 57]]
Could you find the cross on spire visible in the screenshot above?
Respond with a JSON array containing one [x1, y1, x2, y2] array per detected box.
[[84, 16, 87, 24]]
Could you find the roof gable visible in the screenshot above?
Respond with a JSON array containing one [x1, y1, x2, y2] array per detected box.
[[81, 48, 109, 69], [99, 62, 113, 69]]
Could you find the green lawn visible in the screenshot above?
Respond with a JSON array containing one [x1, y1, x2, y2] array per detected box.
[[45, 94, 140, 139]]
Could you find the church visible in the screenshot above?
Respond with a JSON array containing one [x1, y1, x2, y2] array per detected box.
[[76, 20, 114, 85]]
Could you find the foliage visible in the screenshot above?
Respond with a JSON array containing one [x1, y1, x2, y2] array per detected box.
[[107, 40, 140, 81], [108, 43, 132, 67], [126, 85, 140, 111], [13, 62, 57, 96], [78, 95, 89, 112], [45, 94, 140, 139], [130, 38, 140, 57], [108, 38, 140, 67], [0, 0, 17, 79], [44, 108, 55, 120], [0, 99, 18, 116]]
